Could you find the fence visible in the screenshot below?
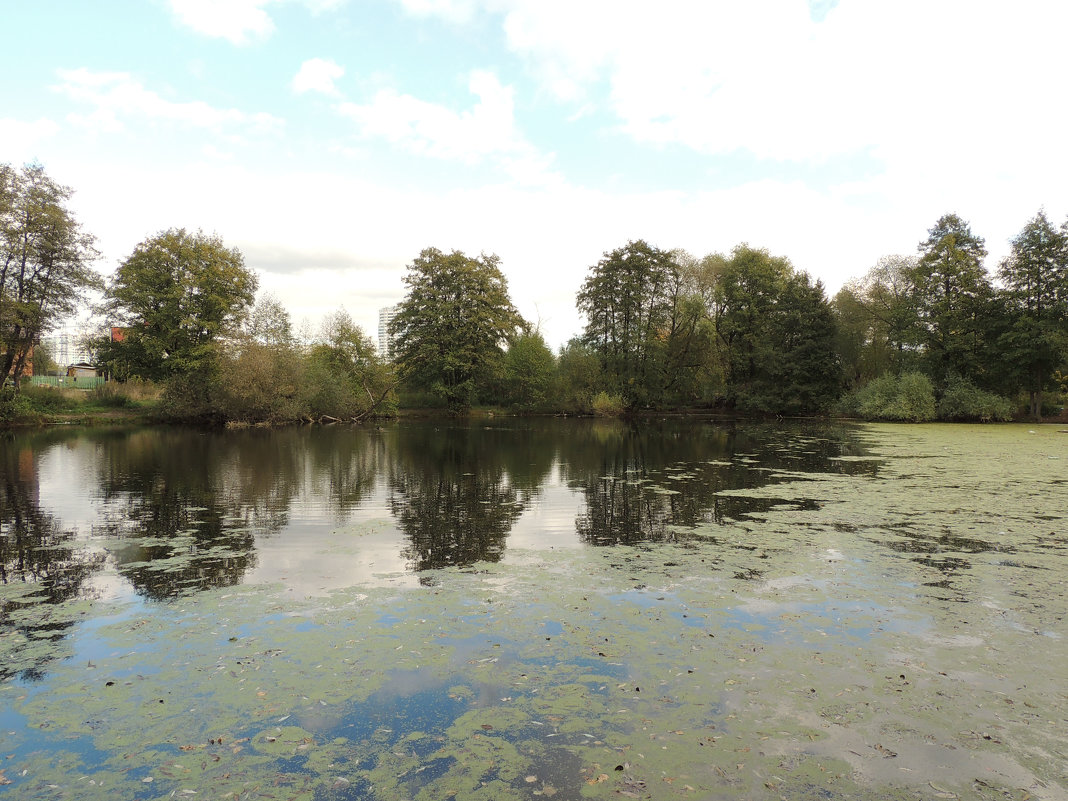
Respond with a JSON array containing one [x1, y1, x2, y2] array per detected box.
[[28, 375, 107, 390]]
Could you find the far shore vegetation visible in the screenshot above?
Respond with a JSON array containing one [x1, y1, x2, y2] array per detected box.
[[2, 162, 1067, 427]]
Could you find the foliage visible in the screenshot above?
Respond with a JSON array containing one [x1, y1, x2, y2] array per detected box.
[[87, 380, 161, 409], [550, 338, 603, 414], [849, 372, 936, 422], [391, 247, 522, 413], [157, 355, 224, 422], [936, 376, 1014, 422], [305, 310, 397, 420], [910, 214, 992, 386], [767, 270, 842, 414], [206, 310, 397, 424], [18, 385, 82, 413], [216, 341, 307, 423], [577, 240, 678, 407], [833, 255, 919, 387], [497, 329, 555, 410], [995, 210, 1068, 420], [244, 293, 293, 347], [712, 245, 840, 413], [99, 228, 258, 382], [0, 387, 36, 424], [31, 342, 57, 376], [85, 384, 132, 408], [591, 390, 625, 417], [0, 163, 101, 388]]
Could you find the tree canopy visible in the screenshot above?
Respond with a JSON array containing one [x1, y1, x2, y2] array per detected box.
[[0, 163, 100, 387], [910, 214, 992, 385], [996, 210, 1068, 418], [712, 245, 839, 413], [390, 247, 522, 412], [99, 228, 258, 381]]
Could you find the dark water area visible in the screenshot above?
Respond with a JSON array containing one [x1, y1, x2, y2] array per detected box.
[[1, 420, 1065, 800], [0, 418, 873, 619]]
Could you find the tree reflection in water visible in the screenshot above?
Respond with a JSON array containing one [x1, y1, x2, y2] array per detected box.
[[387, 422, 555, 572], [567, 421, 875, 546], [0, 419, 881, 679], [0, 435, 105, 681]]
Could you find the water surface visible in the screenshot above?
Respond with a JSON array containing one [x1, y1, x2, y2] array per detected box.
[[1, 420, 1065, 800]]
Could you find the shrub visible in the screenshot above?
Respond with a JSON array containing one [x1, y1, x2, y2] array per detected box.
[[894, 373, 938, 421], [591, 391, 625, 417], [937, 377, 1013, 422], [0, 388, 38, 424], [851, 372, 936, 422], [550, 340, 603, 414]]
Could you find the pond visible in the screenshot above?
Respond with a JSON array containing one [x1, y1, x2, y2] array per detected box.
[[1, 419, 1065, 800]]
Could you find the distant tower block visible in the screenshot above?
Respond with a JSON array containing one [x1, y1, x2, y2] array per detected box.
[[378, 304, 400, 360]]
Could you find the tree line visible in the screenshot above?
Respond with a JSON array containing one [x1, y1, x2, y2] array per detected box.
[[3, 162, 1066, 422]]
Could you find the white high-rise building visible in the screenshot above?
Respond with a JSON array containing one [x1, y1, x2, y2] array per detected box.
[[378, 305, 400, 360]]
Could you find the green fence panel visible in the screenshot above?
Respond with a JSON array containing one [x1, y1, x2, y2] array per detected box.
[[29, 375, 107, 390]]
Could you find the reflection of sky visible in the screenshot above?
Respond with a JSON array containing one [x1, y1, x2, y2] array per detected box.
[[21, 429, 838, 601], [245, 474, 418, 592], [23, 436, 651, 600], [504, 463, 584, 555], [35, 440, 103, 534]]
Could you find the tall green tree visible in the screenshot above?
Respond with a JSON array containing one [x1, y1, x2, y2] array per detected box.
[[712, 245, 790, 408], [834, 255, 920, 386], [99, 228, 258, 382], [498, 328, 556, 410], [911, 214, 992, 386], [996, 210, 1068, 419], [0, 163, 100, 387], [713, 245, 839, 413], [390, 247, 522, 413], [305, 308, 398, 419], [772, 271, 841, 413], [576, 240, 680, 406]]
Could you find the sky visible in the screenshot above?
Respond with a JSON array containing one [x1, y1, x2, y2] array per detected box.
[[3, 0, 1068, 350]]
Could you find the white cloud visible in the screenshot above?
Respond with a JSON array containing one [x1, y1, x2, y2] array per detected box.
[[337, 70, 559, 185], [396, 0, 479, 24], [169, 0, 349, 44], [54, 68, 284, 136], [291, 58, 345, 96], [396, 0, 1068, 171], [384, 0, 1068, 291], [0, 117, 61, 161], [168, 0, 276, 45]]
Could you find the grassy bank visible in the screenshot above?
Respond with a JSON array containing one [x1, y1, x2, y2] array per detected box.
[[1, 382, 163, 427]]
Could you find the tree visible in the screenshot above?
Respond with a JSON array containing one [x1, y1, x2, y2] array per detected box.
[[834, 255, 920, 386], [996, 210, 1068, 419], [305, 309, 398, 419], [245, 293, 293, 347], [911, 214, 992, 386], [552, 338, 604, 413], [390, 247, 522, 413], [31, 341, 57, 377], [498, 328, 555, 409], [0, 163, 100, 388], [100, 229, 258, 382], [771, 271, 841, 413], [713, 245, 840, 413], [577, 240, 682, 406], [712, 245, 790, 409]]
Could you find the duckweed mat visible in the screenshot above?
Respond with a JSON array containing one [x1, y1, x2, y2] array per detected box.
[[1, 423, 1065, 800]]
